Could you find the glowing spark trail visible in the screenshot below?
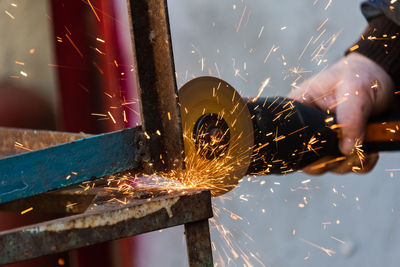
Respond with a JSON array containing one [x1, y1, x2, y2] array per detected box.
[[298, 36, 313, 61], [4, 10, 15, 19], [349, 44, 359, 52], [330, 236, 345, 244], [264, 45, 279, 63], [108, 111, 116, 124], [21, 207, 33, 214], [87, 0, 101, 22], [258, 26, 264, 38], [236, 6, 247, 32], [300, 238, 336, 256], [252, 77, 270, 102], [317, 18, 329, 31], [325, 0, 333, 10], [65, 34, 83, 58]]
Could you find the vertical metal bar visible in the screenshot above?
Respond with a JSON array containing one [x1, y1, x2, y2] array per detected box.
[[126, 0, 184, 172], [126, 2, 214, 266], [184, 220, 214, 267]]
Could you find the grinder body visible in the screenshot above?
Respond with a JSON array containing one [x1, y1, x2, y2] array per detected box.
[[246, 98, 400, 174], [246, 98, 339, 174]]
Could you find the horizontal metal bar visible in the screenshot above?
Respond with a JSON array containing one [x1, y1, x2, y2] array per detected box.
[[0, 126, 146, 204], [0, 190, 212, 265]]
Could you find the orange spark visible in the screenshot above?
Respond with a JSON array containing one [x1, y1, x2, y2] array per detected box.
[[252, 77, 270, 102], [58, 258, 65, 266], [21, 207, 33, 214], [274, 135, 286, 142], [92, 61, 104, 75], [298, 36, 313, 61], [14, 142, 32, 151], [65, 34, 83, 57], [5, 10, 15, 19], [123, 110, 128, 123], [288, 126, 309, 136], [108, 111, 116, 124], [349, 44, 359, 52], [91, 113, 107, 117], [236, 6, 247, 32], [300, 238, 336, 256], [87, 0, 101, 22], [316, 18, 328, 31], [330, 236, 345, 244]]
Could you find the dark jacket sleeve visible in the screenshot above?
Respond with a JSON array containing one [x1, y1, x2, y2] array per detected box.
[[361, 0, 400, 25], [349, 15, 400, 88]]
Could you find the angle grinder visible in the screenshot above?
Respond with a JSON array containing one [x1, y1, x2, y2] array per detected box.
[[178, 76, 400, 195]]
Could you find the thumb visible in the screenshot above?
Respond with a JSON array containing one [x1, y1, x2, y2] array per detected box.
[[335, 84, 372, 155], [335, 65, 394, 155]]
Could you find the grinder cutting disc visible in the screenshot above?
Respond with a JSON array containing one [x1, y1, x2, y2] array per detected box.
[[178, 76, 254, 196]]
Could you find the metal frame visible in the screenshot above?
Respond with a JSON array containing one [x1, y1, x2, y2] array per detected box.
[[0, 190, 213, 265], [0, 0, 214, 266], [127, 1, 214, 265]]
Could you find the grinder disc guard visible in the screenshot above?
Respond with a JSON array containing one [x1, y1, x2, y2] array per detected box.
[[178, 76, 254, 196]]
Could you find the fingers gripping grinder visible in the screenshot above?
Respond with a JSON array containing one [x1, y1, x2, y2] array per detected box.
[[178, 76, 398, 196]]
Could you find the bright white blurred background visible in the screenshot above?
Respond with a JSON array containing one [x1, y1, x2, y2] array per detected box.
[[138, 1, 400, 267]]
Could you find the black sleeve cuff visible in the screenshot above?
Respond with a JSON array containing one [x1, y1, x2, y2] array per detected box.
[[347, 15, 400, 89]]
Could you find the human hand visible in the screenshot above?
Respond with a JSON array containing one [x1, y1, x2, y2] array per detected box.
[[289, 52, 395, 174]]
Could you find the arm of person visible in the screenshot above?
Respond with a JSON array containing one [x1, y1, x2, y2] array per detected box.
[[289, 14, 400, 174]]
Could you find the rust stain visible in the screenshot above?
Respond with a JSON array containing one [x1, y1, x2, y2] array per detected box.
[[26, 197, 180, 232]]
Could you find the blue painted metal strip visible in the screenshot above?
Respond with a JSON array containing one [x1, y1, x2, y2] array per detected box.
[[0, 127, 142, 204]]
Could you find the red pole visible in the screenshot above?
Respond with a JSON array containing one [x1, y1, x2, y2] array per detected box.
[[50, 0, 140, 266]]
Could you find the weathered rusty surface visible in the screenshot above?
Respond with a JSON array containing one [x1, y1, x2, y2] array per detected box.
[[0, 190, 212, 265], [127, 0, 185, 172], [0, 186, 99, 214], [0, 127, 90, 158], [185, 220, 214, 267]]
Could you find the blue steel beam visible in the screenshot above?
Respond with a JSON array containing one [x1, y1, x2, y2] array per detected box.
[[0, 126, 145, 204]]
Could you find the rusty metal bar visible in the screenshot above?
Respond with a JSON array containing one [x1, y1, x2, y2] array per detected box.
[[127, 0, 185, 172], [0, 190, 212, 265], [185, 220, 214, 267], [126, 1, 214, 266]]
